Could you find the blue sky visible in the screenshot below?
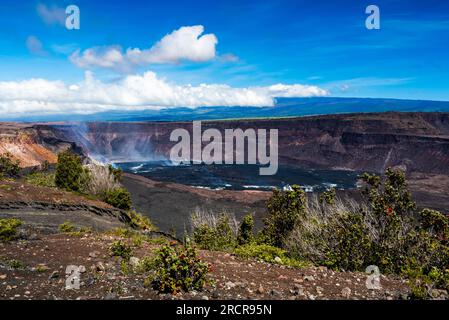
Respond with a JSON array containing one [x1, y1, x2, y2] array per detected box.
[[0, 0, 448, 117]]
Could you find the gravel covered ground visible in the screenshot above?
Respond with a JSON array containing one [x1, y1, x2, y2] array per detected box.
[[0, 228, 413, 301]]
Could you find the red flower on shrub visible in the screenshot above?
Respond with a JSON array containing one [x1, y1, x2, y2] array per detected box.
[[386, 207, 394, 216]]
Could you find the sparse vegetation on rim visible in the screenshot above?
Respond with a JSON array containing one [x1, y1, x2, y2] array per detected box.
[[25, 172, 56, 187], [1, 142, 447, 299], [188, 168, 449, 299]]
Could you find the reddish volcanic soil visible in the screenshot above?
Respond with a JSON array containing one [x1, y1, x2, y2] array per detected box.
[[0, 229, 410, 300]]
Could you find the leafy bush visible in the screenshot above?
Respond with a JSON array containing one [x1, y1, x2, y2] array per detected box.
[[55, 150, 89, 192], [26, 172, 56, 187], [0, 218, 22, 242], [237, 214, 254, 245], [360, 168, 422, 273], [361, 168, 416, 217], [192, 213, 237, 251], [419, 208, 449, 242], [259, 185, 307, 247], [148, 243, 210, 294], [284, 168, 449, 296], [110, 240, 133, 261], [318, 211, 372, 271], [0, 153, 20, 178], [102, 188, 132, 210], [234, 243, 306, 268], [401, 229, 449, 290]]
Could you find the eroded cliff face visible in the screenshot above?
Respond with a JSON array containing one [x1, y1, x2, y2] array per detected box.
[[2, 112, 449, 174], [0, 123, 82, 167], [48, 112, 449, 175]]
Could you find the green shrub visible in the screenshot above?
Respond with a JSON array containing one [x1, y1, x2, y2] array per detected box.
[[259, 185, 307, 247], [321, 212, 372, 271], [237, 214, 254, 245], [102, 188, 132, 210], [109, 227, 135, 238], [193, 214, 237, 251], [120, 260, 130, 275], [26, 172, 56, 187], [0, 153, 20, 178], [0, 257, 25, 269], [361, 168, 416, 217], [320, 188, 336, 205], [148, 243, 210, 294], [419, 208, 449, 242], [401, 230, 449, 286], [360, 168, 421, 273], [108, 165, 123, 182], [128, 210, 154, 230], [55, 150, 89, 192], [0, 218, 22, 242], [58, 221, 76, 233], [7, 259, 25, 269], [282, 168, 449, 296], [58, 221, 91, 236], [110, 240, 133, 261], [234, 243, 306, 268], [402, 263, 449, 299]]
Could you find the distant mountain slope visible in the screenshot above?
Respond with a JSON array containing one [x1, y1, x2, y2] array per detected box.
[[3, 97, 449, 122]]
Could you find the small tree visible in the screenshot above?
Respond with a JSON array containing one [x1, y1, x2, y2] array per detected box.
[[260, 185, 307, 247], [55, 150, 88, 192], [0, 152, 20, 178], [361, 167, 416, 217], [360, 167, 417, 272], [237, 214, 254, 245]]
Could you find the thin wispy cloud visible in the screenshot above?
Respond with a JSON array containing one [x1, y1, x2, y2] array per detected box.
[[51, 43, 79, 55], [36, 3, 65, 26], [219, 53, 240, 62], [26, 36, 47, 56], [325, 77, 415, 92]]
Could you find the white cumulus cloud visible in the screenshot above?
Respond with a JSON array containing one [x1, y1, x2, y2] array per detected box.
[[70, 26, 218, 70], [0, 71, 329, 117]]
